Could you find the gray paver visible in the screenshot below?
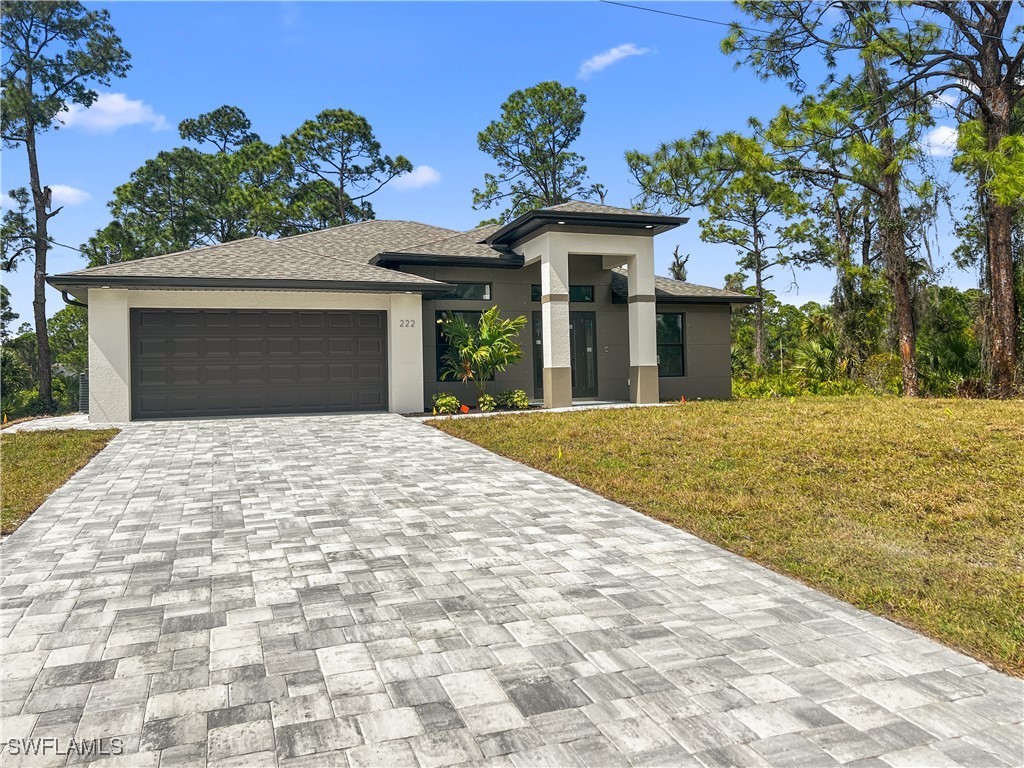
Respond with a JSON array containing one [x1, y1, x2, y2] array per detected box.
[[1, 413, 1021, 767]]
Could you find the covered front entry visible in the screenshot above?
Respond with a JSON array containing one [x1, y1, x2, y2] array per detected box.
[[532, 310, 598, 399], [130, 309, 387, 419]]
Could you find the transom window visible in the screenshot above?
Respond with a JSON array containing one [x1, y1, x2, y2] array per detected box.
[[439, 283, 491, 301], [530, 284, 595, 302], [656, 313, 685, 377]]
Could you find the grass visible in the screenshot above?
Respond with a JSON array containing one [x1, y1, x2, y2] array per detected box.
[[431, 397, 1024, 676], [1, 429, 119, 535]]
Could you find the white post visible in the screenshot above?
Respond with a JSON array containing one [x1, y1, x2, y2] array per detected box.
[[541, 246, 572, 408], [87, 289, 132, 423], [388, 293, 424, 413], [627, 240, 659, 404]]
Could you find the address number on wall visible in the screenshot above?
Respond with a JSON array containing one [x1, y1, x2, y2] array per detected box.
[[399, 319, 416, 328]]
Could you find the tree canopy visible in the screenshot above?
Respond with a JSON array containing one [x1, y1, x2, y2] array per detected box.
[[473, 81, 596, 222]]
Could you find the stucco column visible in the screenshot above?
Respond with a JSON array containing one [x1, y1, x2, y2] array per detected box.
[[541, 247, 572, 408], [88, 288, 131, 423], [388, 293, 424, 413], [627, 241, 659, 404]]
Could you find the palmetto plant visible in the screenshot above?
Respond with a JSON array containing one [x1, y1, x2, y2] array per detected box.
[[793, 333, 847, 384], [439, 307, 527, 403]]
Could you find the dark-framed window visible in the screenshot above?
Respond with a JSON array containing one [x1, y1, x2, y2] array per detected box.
[[570, 285, 594, 302], [656, 313, 685, 377], [439, 283, 491, 301], [436, 310, 483, 381], [530, 284, 594, 302]]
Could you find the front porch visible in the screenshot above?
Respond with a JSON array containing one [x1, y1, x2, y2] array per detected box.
[[506, 230, 662, 409]]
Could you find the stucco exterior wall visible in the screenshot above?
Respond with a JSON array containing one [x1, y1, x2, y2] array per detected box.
[[655, 303, 733, 401], [406, 255, 632, 405], [85, 288, 424, 422]]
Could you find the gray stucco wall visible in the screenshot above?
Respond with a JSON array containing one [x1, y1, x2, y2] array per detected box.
[[656, 303, 733, 401], [402, 260, 733, 408]]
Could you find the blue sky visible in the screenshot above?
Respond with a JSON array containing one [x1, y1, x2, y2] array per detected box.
[[2, 1, 970, 325]]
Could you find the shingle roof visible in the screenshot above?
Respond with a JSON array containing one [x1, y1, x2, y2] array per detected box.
[[277, 220, 457, 262], [51, 237, 449, 291], [611, 270, 759, 304], [386, 224, 507, 259]]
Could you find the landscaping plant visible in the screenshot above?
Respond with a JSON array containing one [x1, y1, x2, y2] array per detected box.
[[431, 392, 461, 415], [438, 306, 527, 404], [495, 389, 530, 410]]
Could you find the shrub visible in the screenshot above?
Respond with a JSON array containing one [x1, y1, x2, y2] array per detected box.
[[432, 392, 461, 415], [438, 307, 528, 400], [495, 389, 530, 410], [478, 394, 496, 412], [732, 374, 805, 399], [860, 353, 902, 395]]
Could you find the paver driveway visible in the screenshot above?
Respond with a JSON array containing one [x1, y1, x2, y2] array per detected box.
[[1, 414, 1021, 768]]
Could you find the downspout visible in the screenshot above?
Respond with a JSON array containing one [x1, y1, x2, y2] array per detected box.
[[60, 290, 87, 309]]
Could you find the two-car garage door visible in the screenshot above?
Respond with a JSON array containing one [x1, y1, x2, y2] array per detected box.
[[131, 309, 388, 420]]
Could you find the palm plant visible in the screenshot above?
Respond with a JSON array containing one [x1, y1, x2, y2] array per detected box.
[[439, 306, 527, 403], [793, 333, 847, 384]]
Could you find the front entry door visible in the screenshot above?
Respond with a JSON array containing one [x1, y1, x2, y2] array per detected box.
[[533, 311, 599, 399], [570, 311, 598, 398]]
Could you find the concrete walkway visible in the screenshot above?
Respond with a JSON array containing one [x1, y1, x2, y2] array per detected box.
[[1, 414, 124, 434], [1, 414, 1020, 767]]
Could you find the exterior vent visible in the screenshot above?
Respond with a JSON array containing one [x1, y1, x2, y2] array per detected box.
[[79, 373, 89, 414]]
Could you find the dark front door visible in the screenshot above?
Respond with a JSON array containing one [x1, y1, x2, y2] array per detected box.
[[533, 311, 599, 399], [130, 309, 387, 420], [570, 311, 598, 397]]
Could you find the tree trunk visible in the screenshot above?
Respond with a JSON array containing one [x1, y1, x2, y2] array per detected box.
[[977, 36, 1019, 396], [864, 56, 918, 397], [987, 202, 1018, 396], [879, 172, 918, 397], [26, 120, 54, 411], [753, 265, 765, 369]]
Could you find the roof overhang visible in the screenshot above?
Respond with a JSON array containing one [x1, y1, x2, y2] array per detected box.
[[46, 275, 455, 295], [653, 294, 762, 305], [370, 251, 524, 270], [487, 210, 689, 247]]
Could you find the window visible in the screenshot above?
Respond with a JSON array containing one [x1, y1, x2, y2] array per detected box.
[[570, 285, 594, 302], [439, 283, 491, 301], [531, 284, 594, 302], [436, 310, 482, 381], [656, 313, 685, 377]]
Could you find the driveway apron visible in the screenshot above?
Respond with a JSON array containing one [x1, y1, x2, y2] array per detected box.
[[1, 414, 1021, 767]]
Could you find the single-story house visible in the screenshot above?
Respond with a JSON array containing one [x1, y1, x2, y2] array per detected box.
[[48, 202, 758, 422]]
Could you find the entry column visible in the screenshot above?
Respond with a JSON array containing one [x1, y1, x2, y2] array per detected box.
[[628, 241, 660, 404], [541, 247, 572, 408]]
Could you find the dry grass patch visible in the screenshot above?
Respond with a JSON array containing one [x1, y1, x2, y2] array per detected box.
[[1, 429, 119, 535], [431, 398, 1024, 676]]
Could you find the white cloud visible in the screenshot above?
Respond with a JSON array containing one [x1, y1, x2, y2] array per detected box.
[[578, 43, 651, 79], [392, 165, 441, 190], [48, 185, 91, 206], [57, 93, 168, 133], [921, 125, 958, 157]]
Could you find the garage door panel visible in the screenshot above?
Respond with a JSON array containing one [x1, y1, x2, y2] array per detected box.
[[237, 338, 263, 356], [358, 338, 383, 355], [236, 365, 265, 385], [328, 338, 354, 355], [131, 309, 387, 419]]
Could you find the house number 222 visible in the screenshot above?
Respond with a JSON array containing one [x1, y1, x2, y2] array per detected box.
[[399, 319, 416, 328]]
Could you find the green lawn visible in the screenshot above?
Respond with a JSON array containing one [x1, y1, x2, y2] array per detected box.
[[431, 397, 1024, 676], [1, 429, 120, 535]]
